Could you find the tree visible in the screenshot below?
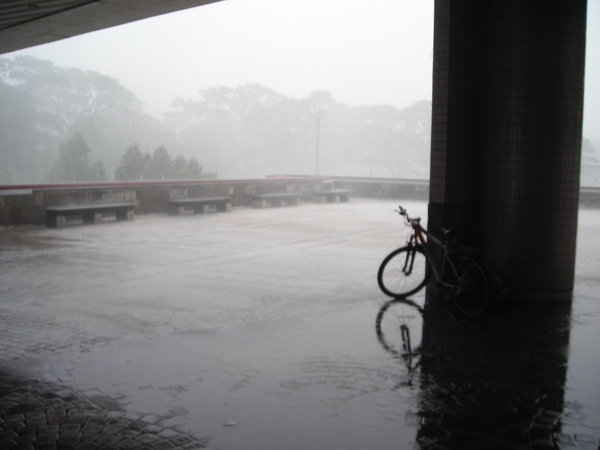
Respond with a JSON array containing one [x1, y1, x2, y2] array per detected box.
[[115, 143, 144, 180], [147, 146, 172, 180], [171, 155, 188, 180], [0, 70, 44, 182], [115, 144, 209, 180], [47, 133, 103, 182], [164, 84, 317, 178], [334, 101, 431, 178], [186, 157, 204, 179], [0, 55, 175, 180], [89, 159, 108, 181], [142, 151, 152, 179]]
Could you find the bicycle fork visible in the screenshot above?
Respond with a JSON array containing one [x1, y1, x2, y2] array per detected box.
[[402, 249, 417, 275], [400, 324, 411, 353], [402, 238, 421, 276]]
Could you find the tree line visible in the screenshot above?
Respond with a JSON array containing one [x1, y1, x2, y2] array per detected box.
[[46, 133, 215, 183], [0, 55, 184, 184], [0, 55, 435, 184], [3, 55, 597, 185], [114, 143, 215, 181]]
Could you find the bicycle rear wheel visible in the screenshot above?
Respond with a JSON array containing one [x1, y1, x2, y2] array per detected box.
[[451, 256, 489, 317], [378, 245, 430, 298]]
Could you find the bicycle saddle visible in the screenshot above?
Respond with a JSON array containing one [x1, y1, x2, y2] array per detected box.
[[442, 228, 459, 243]]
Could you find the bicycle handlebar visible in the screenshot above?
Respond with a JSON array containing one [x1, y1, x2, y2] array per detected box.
[[395, 205, 422, 229]]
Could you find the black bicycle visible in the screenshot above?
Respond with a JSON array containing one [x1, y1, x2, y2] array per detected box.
[[377, 205, 489, 317]]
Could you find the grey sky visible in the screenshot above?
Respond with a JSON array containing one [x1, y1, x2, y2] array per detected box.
[[9, 0, 600, 142]]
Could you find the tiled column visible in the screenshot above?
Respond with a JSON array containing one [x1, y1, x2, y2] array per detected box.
[[429, 0, 587, 301], [428, 0, 482, 247]]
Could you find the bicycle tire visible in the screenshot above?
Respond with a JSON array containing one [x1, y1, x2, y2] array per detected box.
[[451, 255, 489, 317], [375, 299, 424, 368], [378, 245, 430, 298]]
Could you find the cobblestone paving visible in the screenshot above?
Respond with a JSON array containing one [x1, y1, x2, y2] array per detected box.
[[0, 374, 208, 449]]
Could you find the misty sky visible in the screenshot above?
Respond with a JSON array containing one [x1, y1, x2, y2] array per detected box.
[[8, 0, 600, 142]]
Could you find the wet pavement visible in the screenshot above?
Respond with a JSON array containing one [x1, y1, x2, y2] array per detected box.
[[0, 199, 599, 449]]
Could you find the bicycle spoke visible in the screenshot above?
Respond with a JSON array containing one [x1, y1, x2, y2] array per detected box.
[[378, 246, 429, 298], [375, 299, 424, 370]]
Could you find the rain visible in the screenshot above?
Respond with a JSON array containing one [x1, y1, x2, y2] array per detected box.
[[1, 1, 600, 449]]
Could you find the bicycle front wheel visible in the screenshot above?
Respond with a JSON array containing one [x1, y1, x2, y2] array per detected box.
[[378, 245, 430, 298], [375, 299, 424, 369], [451, 256, 489, 317]]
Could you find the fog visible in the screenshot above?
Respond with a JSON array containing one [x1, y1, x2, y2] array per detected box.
[[1, 0, 599, 184], [12, 0, 435, 120]]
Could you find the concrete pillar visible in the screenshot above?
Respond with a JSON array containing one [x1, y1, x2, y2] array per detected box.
[[429, 0, 587, 301]]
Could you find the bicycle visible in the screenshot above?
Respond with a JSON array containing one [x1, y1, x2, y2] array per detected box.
[[377, 205, 489, 317]]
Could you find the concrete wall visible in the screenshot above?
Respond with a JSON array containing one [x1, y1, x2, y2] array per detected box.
[[1, 177, 597, 228], [330, 177, 429, 200], [0, 178, 329, 228]]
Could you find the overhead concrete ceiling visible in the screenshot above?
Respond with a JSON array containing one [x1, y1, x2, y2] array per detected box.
[[0, 0, 222, 55]]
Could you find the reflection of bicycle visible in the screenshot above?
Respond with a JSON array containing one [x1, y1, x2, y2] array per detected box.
[[375, 299, 423, 370], [378, 205, 489, 317]]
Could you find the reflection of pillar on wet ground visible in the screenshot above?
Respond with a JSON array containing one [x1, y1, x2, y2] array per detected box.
[[413, 0, 585, 444], [416, 304, 572, 447], [427, 0, 587, 301]]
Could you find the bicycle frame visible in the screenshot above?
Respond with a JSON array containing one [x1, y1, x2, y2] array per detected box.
[[402, 212, 459, 291], [378, 205, 490, 316]]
